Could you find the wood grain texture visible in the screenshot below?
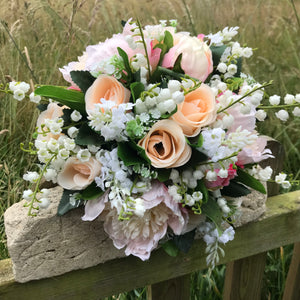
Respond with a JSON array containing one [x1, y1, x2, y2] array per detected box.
[[283, 242, 300, 300], [223, 252, 267, 300], [0, 190, 299, 300], [151, 274, 190, 300]]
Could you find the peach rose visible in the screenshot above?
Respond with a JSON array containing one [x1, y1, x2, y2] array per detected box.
[[36, 102, 65, 141], [57, 157, 102, 190], [85, 75, 131, 116], [171, 84, 217, 137], [138, 119, 192, 168], [162, 33, 213, 82]]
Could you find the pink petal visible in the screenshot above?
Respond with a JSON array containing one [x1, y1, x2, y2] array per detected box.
[[81, 192, 108, 221]]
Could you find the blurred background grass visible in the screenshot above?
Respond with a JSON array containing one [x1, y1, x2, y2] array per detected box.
[[0, 0, 299, 299]]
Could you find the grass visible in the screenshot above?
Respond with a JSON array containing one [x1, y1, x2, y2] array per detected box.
[[0, 0, 299, 298]]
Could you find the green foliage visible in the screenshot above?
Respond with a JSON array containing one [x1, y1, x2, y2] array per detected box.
[[130, 82, 144, 103], [75, 123, 105, 146], [80, 182, 104, 201], [57, 189, 83, 216], [117, 141, 151, 166], [202, 197, 223, 234], [70, 70, 95, 94], [34, 86, 86, 114], [221, 180, 251, 197], [236, 168, 266, 194]]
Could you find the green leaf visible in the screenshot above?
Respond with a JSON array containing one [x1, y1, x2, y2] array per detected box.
[[117, 47, 133, 81], [173, 229, 196, 253], [210, 45, 227, 67], [75, 123, 105, 146], [184, 148, 208, 168], [195, 179, 209, 203], [36, 103, 48, 112], [130, 82, 144, 102], [236, 168, 266, 194], [57, 189, 83, 216], [161, 240, 179, 257], [118, 142, 151, 166], [156, 168, 171, 182], [221, 180, 251, 197], [197, 134, 204, 148], [81, 181, 104, 200], [35, 85, 86, 114], [163, 30, 174, 50], [172, 53, 184, 74], [202, 196, 223, 234], [70, 70, 95, 94]]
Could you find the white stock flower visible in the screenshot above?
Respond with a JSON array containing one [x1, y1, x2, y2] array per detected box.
[[29, 92, 41, 104], [255, 109, 267, 121], [258, 166, 273, 181], [284, 94, 295, 105], [23, 171, 39, 183], [23, 189, 34, 200], [68, 126, 79, 138], [269, 95, 280, 105], [217, 63, 227, 73], [275, 110, 289, 122], [77, 149, 91, 162], [227, 64, 237, 75], [39, 198, 50, 209], [206, 170, 218, 181], [71, 110, 82, 122], [292, 107, 300, 117], [13, 89, 25, 101]]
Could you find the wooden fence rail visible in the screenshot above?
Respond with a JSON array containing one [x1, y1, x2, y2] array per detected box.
[[0, 190, 299, 300]]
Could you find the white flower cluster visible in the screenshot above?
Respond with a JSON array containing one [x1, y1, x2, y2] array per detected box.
[[201, 127, 256, 163], [268, 93, 300, 121], [135, 80, 184, 120], [275, 173, 291, 189], [198, 222, 235, 267], [168, 168, 204, 206], [88, 99, 134, 141], [22, 188, 51, 209], [9, 81, 30, 101], [44, 117, 64, 135], [207, 26, 239, 46], [90, 55, 125, 80], [249, 165, 273, 181]]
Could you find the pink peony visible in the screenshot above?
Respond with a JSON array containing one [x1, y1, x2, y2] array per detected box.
[[103, 181, 187, 260], [162, 33, 213, 81], [237, 136, 274, 165]]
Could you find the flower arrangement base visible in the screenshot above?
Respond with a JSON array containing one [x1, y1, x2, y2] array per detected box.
[[4, 186, 126, 283], [229, 183, 268, 228], [4, 184, 267, 283]]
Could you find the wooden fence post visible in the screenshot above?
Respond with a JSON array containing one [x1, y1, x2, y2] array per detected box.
[[150, 274, 191, 300], [223, 141, 284, 299], [283, 242, 300, 300]]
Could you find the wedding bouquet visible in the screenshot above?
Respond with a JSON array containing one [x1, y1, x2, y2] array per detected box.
[[3, 19, 299, 266]]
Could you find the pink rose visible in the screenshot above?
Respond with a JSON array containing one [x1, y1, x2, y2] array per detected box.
[[103, 181, 187, 260], [171, 84, 217, 137], [85, 75, 131, 116], [162, 33, 213, 81], [138, 119, 192, 168], [57, 157, 101, 190]]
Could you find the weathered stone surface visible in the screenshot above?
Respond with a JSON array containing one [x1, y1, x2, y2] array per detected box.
[[4, 186, 125, 283], [4, 185, 267, 283], [229, 184, 268, 227]]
